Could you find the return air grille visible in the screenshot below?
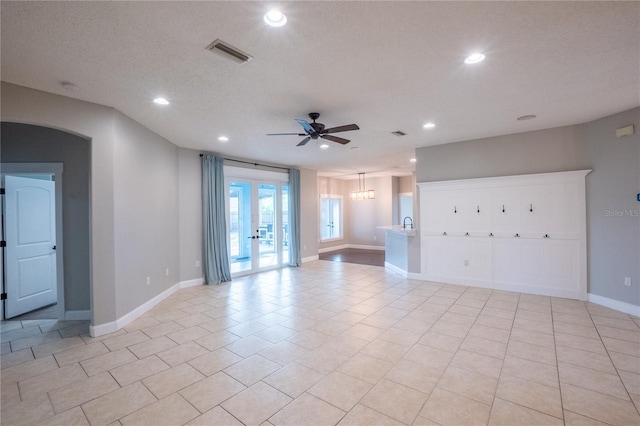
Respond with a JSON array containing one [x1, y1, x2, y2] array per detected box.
[[205, 39, 253, 64]]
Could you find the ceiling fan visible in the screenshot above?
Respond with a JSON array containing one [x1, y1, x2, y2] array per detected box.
[[267, 112, 360, 146]]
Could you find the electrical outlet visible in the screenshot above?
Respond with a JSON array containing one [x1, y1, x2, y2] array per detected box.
[[146, 276, 151, 286], [165, 268, 169, 276], [625, 277, 632, 287], [195, 260, 201, 268]]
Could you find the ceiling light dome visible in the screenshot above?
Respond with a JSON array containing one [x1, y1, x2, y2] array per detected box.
[[264, 10, 287, 27], [464, 53, 485, 64], [218, 136, 229, 142], [423, 122, 435, 129], [320, 143, 329, 149], [153, 97, 169, 105]]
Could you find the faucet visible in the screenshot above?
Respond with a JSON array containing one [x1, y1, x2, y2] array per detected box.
[[403, 216, 413, 229]]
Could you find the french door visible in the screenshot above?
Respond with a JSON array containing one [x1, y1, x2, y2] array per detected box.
[[227, 173, 289, 276]]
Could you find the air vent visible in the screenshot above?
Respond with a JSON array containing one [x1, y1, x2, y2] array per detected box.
[[391, 131, 406, 136], [205, 39, 253, 64]]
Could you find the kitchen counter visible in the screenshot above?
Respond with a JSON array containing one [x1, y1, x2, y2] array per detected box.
[[376, 225, 417, 237], [378, 226, 420, 276]]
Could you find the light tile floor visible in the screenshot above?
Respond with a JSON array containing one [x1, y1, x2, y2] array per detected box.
[[1, 260, 639, 425]]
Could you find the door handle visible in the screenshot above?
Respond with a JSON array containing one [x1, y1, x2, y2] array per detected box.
[[247, 236, 256, 239]]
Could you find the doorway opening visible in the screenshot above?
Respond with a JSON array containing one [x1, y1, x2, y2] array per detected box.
[[1, 164, 64, 320]]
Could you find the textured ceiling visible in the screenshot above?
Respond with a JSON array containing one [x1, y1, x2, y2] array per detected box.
[[1, 1, 638, 179]]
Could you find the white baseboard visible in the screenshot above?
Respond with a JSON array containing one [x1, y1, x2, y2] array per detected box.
[[180, 278, 204, 288], [302, 255, 319, 263], [64, 310, 91, 321], [318, 244, 349, 254], [89, 278, 203, 337], [588, 293, 640, 317], [385, 262, 407, 277], [384, 262, 423, 280], [318, 244, 385, 253], [348, 244, 385, 251]]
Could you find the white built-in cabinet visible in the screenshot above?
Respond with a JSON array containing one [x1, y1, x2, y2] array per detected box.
[[419, 170, 590, 300]]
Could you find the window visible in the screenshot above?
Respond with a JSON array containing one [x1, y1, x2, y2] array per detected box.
[[320, 195, 343, 241]]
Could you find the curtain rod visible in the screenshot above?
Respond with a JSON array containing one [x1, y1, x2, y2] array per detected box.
[[199, 154, 290, 171]]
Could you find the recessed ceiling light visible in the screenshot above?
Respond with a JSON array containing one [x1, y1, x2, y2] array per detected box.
[[264, 10, 287, 27], [218, 136, 229, 142], [517, 115, 537, 121], [153, 97, 169, 105], [423, 122, 435, 129], [464, 53, 485, 64], [61, 81, 79, 91], [410, 158, 417, 163], [320, 143, 329, 149]]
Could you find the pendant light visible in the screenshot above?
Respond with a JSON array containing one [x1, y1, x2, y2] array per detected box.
[[351, 173, 375, 200]]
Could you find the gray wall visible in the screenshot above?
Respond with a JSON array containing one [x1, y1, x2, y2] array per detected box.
[[416, 109, 640, 306], [586, 108, 640, 306], [112, 112, 180, 318], [2, 82, 117, 325], [1, 122, 91, 311], [178, 148, 202, 282], [348, 176, 392, 247], [416, 125, 590, 182], [300, 168, 319, 259]]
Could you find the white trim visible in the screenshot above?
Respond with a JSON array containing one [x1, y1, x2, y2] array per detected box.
[[224, 165, 288, 182], [384, 262, 422, 280], [318, 244, 385, 254], [588, 293, 640, 317], [318, 244, 349, 254], [89, 278, 203, 337], [180, 278, 204, 288], [64, 310, 91, 321], [348, 244, 385, 251], [385, 262, 407, 277], [302, 255, 319, 263]]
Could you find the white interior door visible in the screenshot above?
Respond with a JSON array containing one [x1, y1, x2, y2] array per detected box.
[[4, 175, 57, 318]]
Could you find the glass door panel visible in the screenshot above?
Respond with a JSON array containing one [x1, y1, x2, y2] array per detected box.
[[258, 184, 278, 269], [229, 181, 252, 274], [282, 185, 289, 265], [228, 179, 285, 276]]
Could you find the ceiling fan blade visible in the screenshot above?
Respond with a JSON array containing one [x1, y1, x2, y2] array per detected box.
[[321, 134, 350, 145], [267, 133, 307, 136], [322, 124, 360, 134], [297, 137, 311, 146], [295, 119, 315, 134]]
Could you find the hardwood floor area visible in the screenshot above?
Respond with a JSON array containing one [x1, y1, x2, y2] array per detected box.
[[319, 248, 385, 267]]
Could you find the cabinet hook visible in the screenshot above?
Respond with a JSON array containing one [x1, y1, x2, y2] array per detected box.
[[465, 232, 470, 236], [454, 206, 457, 214], [502, 205, 505, 213], [544, 234, 550, 239], [515, 233, 520, 238], [443, 232, 447, 236], [530, 204, 533, 212], [489, 233, 494, 237], [477, 205, 480, 213]]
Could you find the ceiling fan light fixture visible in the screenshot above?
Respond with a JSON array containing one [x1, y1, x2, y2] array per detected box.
[[423, 122, 435, 129], [153, 97, 170, 105], [320, 143, 329, 149], [218, 136, 229, 142], [464, 53, 485, 64], [264, 10, 287, 27]]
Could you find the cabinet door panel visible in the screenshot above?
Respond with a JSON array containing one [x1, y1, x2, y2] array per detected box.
[[493, 239, 519, 283], [491, 188, 519, 236], [547, 240, 579, 290], [468, 238, 492, 280]]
